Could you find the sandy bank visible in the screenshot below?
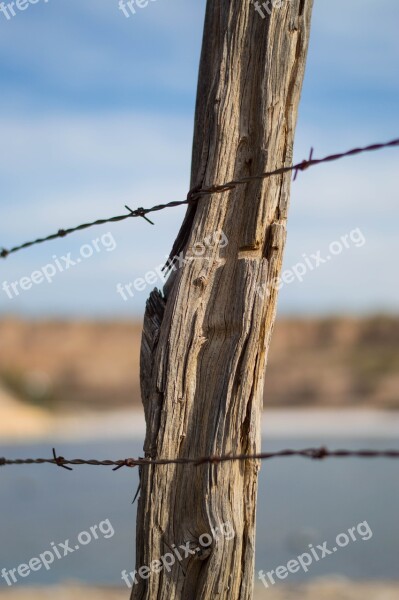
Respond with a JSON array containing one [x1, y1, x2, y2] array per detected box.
[[1, 393, 398, 445], [0, 581, 397, 599]]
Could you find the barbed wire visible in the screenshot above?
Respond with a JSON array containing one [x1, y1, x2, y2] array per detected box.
[[1, 447, 399, 471], [1, 137, 398, 260]]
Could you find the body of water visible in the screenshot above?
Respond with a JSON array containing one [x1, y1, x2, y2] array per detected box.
[[0, 437, 398, 587]]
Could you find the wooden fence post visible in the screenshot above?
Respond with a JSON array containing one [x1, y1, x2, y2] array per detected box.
[[132, 1, 313, 598]]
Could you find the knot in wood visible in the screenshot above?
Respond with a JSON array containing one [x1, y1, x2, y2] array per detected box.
[[193, 275, 207, 289]]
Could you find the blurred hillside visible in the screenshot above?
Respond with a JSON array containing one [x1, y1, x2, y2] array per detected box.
[[0, 316, 398, 412]]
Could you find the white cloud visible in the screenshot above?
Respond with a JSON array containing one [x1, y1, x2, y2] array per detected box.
[[0, 110, 192, 237]]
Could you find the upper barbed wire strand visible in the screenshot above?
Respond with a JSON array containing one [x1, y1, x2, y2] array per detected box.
[[1, 137, 398, 259]]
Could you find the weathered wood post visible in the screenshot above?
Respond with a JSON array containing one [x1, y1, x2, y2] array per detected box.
[[132, 1, 313, 598]]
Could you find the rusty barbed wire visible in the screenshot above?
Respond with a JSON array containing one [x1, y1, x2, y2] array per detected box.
[[0, 447, 399, 471], [1, 137, 398, 260]]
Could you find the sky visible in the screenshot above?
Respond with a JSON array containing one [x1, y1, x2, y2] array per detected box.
[[0, 0, 398, 318]]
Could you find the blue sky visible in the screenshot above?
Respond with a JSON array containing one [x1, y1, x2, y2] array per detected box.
[[0, 0, 398, 318]]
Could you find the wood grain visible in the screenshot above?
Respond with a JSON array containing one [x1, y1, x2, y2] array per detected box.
[[132, 2, 314, 598]]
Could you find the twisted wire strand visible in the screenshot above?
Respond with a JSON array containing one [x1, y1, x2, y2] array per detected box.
[[1, 137, 398, 259], [1, 447, 399, 471]]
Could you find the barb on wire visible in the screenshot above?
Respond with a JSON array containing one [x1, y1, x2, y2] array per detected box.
[[1, 137, 398, 260], [1, 447, 399, 471], [52, 447, 73, 471]]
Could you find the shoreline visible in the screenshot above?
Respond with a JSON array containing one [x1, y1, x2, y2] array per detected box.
[[1, 407, 398, 445], [0, 581, 397, 599]]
